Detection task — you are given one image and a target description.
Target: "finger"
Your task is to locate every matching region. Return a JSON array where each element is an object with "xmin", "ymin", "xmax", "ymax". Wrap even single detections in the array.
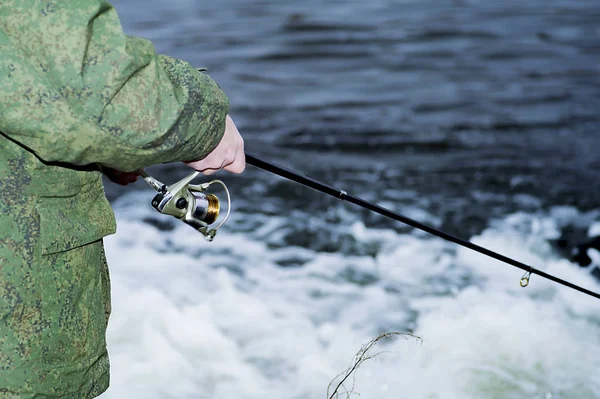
[
  {"xmin": 223, "ymin": 150, "xmax": 245, "ymax": 174},
  {"xmin": 201, "ymin": 168, "xmax": 218, "ymax": 175},
  {"xmin": 224, "ymin": 140, "xmax": 246, "ymax": 173},
  {"xmin": 199, "ymin": 147, "xmax": 237, "ymax": 171}
]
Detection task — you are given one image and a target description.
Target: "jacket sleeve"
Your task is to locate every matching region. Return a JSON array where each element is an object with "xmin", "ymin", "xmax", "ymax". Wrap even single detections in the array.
[{"xmin": 0, "ymin": 0, "xmax": 229, "ymax": 172}]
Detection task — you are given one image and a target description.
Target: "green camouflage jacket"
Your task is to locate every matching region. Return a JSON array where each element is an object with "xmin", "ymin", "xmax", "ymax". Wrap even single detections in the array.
[{"xmin": 0, "ymin": 1, "xmax": 229, "ymax": 397}]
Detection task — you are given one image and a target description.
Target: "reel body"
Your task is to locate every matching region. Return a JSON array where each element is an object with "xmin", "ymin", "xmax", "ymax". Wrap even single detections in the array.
[{"xmin": 141, "ymin": 170, "xmax": 231, "ymax": 241}]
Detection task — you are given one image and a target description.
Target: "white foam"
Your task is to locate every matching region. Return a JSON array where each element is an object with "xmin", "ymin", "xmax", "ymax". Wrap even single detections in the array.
[
  {"xmin": 589, "ymin": 222, "xmax": 600, "ymax": 237},
  {"xmin": 99, "ymin": 198, "xmax": 600, "ymax": 398}
]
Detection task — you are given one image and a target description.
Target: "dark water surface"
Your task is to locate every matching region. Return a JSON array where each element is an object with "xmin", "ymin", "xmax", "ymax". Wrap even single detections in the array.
[{"xmin": 110, "ymin": 0, "xmax": 600, "ymax": 244}]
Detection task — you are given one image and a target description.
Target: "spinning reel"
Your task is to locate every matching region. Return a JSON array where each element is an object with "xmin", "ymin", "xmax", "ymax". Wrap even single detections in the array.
[{"xmin": 140, "ymin": 170, "xmax": 231, "ymax": 241}]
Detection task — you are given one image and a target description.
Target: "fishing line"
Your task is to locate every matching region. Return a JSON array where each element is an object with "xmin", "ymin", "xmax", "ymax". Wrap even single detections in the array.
[{"xmin": 245, "ymin": 153, "xmax": 600, "ymax": 300}]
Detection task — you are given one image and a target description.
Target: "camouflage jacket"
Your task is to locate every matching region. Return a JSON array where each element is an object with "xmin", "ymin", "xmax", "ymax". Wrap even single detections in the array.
[{"xmin": 0, "ymin": 0, "xmax": 228, "ymax": 397}]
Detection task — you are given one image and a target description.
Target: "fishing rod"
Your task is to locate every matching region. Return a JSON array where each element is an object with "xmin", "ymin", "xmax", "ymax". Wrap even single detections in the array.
[
  {"xmin": 140, "ymin": 154, "xmax": 600, "ymax": 301},
  {"xmin": 244, "ymin": 154, "xmax": 600, "ymax": 300}
]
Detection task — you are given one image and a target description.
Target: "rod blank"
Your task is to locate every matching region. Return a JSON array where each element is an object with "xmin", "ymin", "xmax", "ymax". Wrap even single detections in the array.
[{"xmin": 245, "ymin": 153, "xmax": 600, "ymax": 300}]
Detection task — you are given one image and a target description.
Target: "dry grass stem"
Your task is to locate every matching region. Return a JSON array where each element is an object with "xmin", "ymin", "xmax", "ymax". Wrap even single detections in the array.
[{"xmin": 327, "ymin": 331, "xmax": 421, "ymax": 399}]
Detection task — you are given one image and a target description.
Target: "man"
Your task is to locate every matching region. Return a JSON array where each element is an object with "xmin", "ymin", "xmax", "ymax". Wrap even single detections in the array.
[{"xmin": 0, "ymin": 1, "xmax": 244, "ymax": 397}]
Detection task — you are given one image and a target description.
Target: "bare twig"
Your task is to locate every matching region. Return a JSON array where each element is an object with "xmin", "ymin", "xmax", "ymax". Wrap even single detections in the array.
[{"xmin": 327, "ymin": 331, "xmax": 421, "ymax": 399}]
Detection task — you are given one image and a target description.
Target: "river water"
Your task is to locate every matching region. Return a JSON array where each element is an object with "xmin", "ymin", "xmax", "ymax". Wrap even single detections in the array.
[{"xmin": 101, "ymin": 0, "xmax": 600, "ymax": 398}]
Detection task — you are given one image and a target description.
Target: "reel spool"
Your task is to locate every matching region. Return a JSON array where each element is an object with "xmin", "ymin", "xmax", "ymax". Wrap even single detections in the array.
[{"xmin": 140, "ymin": 170, "xmax": 231, "ymax": 241}]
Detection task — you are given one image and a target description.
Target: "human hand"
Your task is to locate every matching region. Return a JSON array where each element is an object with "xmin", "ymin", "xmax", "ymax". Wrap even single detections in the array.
[
  {"xmin": 184, "ymin": 114, "xmax": 245, "ymax": 175},
  {"xmin": 103, "ymin": 167, "xmax": 139, "ymax": 186}
]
